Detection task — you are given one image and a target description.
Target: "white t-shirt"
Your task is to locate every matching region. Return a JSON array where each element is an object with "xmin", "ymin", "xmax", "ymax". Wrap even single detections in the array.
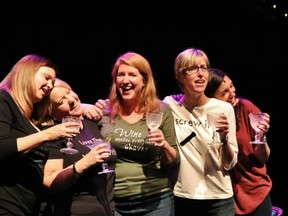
[{"xmin": 163, "ymin": 96, "xmax": 238, "ymax": 200}]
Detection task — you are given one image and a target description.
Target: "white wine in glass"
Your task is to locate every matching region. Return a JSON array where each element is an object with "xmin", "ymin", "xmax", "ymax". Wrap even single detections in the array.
[
  {"xmin": 145, "ymin": 111, "xmax": 163, "ymax": 145},
  {"xmin": 207, "ymin": 112, "xmax": 222, "ymax": 145},
  {"xmin": 98, "ymin": 140, "xmax": 114, "ymax": 174},
  {"xmin": 249, "ymin": 112, "xmax": 265, "ymax": 144},
  {"xmin": 60, "ymin": 116, "xmax": 81, "ymax": 155},
  {"xmin": 146, "ymin": 111, "xmax": 163, "ymax": 130},
  {"xmin": 89, "ymin": 139, "xmax": 115, "ymax": 174}
]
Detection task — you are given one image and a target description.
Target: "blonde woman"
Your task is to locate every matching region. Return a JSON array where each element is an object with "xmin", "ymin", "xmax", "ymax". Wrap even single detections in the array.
[
  {"xmin": 0, "ymin": 54, "xmax": 78, "ymax": 216},
  {"xmin": 164, "ymin": 48, "xmax": 238, "ymax": 216}
]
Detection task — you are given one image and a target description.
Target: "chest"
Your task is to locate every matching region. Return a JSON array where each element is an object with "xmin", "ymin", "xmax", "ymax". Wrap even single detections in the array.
[{"xmin": 120, "ymin": 112, "xmax": 144, "ymax": 124}]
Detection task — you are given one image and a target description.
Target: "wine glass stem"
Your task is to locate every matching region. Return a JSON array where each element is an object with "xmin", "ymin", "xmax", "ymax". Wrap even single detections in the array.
[
  {"xmin": 255, "ymin": 131, "xmax": 260, "ymax": 141},
  {"xmin": 102, "ymin": 163, "xmax": 108, "ymax": 170},
  {"xmin": 67, "ymin": 139, "xmax": 73, "ymax": 148},
  {"xmin": 212, "ymin": 131, "xmax": 217, "ymax": 141}
]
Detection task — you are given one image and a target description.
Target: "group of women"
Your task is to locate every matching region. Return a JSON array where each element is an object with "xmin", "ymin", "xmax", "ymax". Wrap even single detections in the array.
[{"xmin": 0, "ymin": 48, "xmax": 272, "ymax": 216}]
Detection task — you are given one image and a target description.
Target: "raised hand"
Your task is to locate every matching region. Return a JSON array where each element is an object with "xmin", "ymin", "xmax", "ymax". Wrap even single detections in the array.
[{"xmin": 81, "ymin": 99, "xmax": 109, "ymax": 120}]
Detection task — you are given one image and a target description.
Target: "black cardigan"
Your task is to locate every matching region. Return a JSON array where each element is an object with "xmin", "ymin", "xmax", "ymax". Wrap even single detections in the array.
[{"xmin": 0, "ymin": 90, "xmax": 48, "ymax": 216}]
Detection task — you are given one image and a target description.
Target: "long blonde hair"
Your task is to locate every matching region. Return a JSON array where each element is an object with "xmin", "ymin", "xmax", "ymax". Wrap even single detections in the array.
[
  {"xmin": 0, "ymin": 54, "xmax": 57, "ymax": 118},
  {"xmin": 108, "ymin": 52, "xmax": 161, "ymax": 123}
]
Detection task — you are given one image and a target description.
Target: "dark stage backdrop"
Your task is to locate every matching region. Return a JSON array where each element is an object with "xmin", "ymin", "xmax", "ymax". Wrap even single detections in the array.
[{"xmin": 0, "ymin": 0, "xmax": 287, "ymax": 212}]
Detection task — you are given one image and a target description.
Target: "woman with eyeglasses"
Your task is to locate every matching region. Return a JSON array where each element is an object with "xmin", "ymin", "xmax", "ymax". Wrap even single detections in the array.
[
  {"xmin": 205, "ymin": 68, "xmax": 272, "ymax": 216},
  {"xmin": 163, "ymin": 48, "xmax": 238, "ymax": 216}
]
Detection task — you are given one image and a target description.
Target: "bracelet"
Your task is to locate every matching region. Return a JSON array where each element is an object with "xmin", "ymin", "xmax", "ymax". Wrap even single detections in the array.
[{"xmin": 73, "ymin": 162, "xmax": 83, "ymax": 177}]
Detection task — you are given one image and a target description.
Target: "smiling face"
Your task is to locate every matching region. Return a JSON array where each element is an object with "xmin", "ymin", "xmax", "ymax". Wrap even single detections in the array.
[
  {"xmin": 34, "ymin": 66, "xmax": 56, "ymax": 102},
  {"xmin": 213, "ymin": 75, "xmax": 237, "ymax": 105},
  {"xmin": 49, "ymin": 79, "xmax": 82, "ymax": 121},
  {"xmin": 116, "ymin": 64, "xmax": 144, "ymax": 104}
]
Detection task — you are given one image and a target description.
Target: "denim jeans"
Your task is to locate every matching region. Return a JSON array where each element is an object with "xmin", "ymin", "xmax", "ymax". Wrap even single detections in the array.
[
  {"xmin": 115, "ymin": 191, "xmax": 174, "ymax": 216},
  {"xmin": 174, "ymin": 196, "xmax": 235, "ymax": 216}
]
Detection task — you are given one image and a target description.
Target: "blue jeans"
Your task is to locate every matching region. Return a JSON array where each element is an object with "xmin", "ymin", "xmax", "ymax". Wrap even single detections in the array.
[
  {"xmin": 115, "ymin": 191, "xmax": 174, "ymax": 216},
  {"xmin": 174, "ymin": 196, "xmax": 235, "ymax": 216}
]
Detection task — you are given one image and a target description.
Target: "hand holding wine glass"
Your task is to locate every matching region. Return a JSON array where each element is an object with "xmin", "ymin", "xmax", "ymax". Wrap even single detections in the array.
[
  {"xmin": 88, "ymin": 139, "xmax": 115, "ymax": 174},
  {"xmin": 249, "ymin": 112, "xmax": 266, "ymax": 144},
  {"xmin": 145, "ymin": 111, "xmax": 163, "ymax": 145},
  {"xmin": 98, "ymin": 140, "xmax": 114, "ymax": 174},
  {"xmin": 60, "ymin": 116, "xmax": 81, "ymax": 155},
  {"xmin": 207, "ymin": 112, "xmax": 223, "ymax": 145}
]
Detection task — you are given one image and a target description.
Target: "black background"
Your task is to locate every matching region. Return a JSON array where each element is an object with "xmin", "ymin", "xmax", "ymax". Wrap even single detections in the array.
[{"xmin": 0, "ymin": 0, "xmax": 287, "ymax": 212}]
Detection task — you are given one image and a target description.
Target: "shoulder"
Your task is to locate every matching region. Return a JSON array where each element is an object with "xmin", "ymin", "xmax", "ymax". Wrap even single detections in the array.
[
  {"xmin": 163, "ymin": 94, "xmax": 183, "ymax": 105},
  {"xmin": 210, "ymin": 98, "xmax": 232, "ymax": 108},
  {"xmin": 159, "ymin": 99, "xmax": 169, "ymax": 107},
  {"xmin": 0, "ymin": 90, "xmax": 11, "ymax": 101},
  {"xmin": 159, "ymin": 99, "xmax": 175, "ymax": 111},
  {"xmin": 156, "ymin": 100, "xmax": 175, "ymax": 119},
  {"xmin": 162, "ymin": 95, "xmax": 172, "ymax": 103},
  {"xmin": 82, "ymin": 119, "xmax": 104, "ymax": 138},
  {"xmin": 239, "ymin": 97, "xmax": 256, "ymax": 107},
  {"xmin": 238, "ymin": 97, "xmax": 260, "ymax": 113},
  {"xmin": 157, "ymin": 99, "xmax": 169, "ymax": 112},
  {"xmin": 207, "ymin": 98, "xmax": 234, "ymax": 116},
  {"xmin": 0, "ymin": 90, "xmax": 18, "ymax": 112}
]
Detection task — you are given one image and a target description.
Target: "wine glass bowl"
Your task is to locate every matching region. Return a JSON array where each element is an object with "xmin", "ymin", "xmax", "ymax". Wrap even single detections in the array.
[
  {"xmin": 90, "ymin": 139, "xmax": 115, "ymax": 174},
  {"xmin": 207, "ymin": 113, "xmax": 222, "ymax": 145},
  {"xmin": 98, "ymin": 141, "xmax": 115, "ymax": 174},
  {"xmin": 249, "ymin": 112, "xmax": 265, "ymax": 144},
  {"xmin": 145, "ymin": 111, "xmax": 163, "ymax": 145},
  {"xmin": 145, "ymin": 111, "xmax": 163, "ymax": 131},
  {"xmin": 60, "ymin": 116, "xmax": 81, "ymax": 155}
]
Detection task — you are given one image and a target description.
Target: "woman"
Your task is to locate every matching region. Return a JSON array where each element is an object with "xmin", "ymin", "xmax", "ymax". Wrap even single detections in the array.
[
  {"xmin": 89, "ymin": 51, "xmax": 180, "ymax": 215},
  {"xmin": 35, "ymin": 78, "xmax": 117, "ymax": 216},
  {"xmin": 0, "ymin": 54, "xmax": 77, "ymax": 216},
  {"xmin": 205, "ymin": 68, "xmax": 272, "ymax": 216},
  {"xmin": 164, "ymin": 48, "xmax": 238, "ymax": 216}
]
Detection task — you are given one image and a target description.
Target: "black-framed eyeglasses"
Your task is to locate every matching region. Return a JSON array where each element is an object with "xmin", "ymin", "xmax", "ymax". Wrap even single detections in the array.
[{"xmin": 183, "ymin": 65, "xmax": 209, "ymax": 76}]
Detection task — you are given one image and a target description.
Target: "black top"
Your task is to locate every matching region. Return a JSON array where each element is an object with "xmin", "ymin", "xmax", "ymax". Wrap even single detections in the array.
[
  {"xmin": 44, "ymin": 119, "xmax": 117, "ymax": 216},
  {"xmin": 0, "ymin": 90, "xmax": 49, "ymax": 216}
]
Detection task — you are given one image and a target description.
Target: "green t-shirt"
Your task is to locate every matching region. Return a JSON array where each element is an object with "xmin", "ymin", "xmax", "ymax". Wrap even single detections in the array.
[{"xmin": 98, "ymin": 102, "xmax": 180, "ymax": 200}]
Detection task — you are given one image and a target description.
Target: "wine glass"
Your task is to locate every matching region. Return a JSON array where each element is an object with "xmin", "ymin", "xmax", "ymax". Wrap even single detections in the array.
[
  {"xmin": 60, "ymin": 116, "xmax": 81, "ymax": 155},
  {"xmin": 90, "ymin": 139, "xmax": 115, "ymax": 174},
  {"xmin": 98, "ymin": 141, "xmax": 115, "ymax": 174},
  {"xmin": 249, "ymin": 112, "xmax": 265, "ymax": 144},
  {"xmin": 145, "ymin": 111, "xmax": 163, "ymax": 145},
  {"xmin": 207, "ymin": 113, "xmax": 222, "ymax": 145}
]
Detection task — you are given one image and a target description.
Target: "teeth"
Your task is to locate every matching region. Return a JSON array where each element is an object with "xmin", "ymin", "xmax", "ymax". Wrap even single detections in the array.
[{"xmin": 123, "ymin": 86, "xmax": 132, "ymax": 90}]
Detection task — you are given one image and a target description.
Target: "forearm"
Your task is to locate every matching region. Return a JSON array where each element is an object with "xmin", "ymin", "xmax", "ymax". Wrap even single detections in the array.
[
  {"xmin": 160, "ymin": 140, "xmax": 180, "ymax": 168},
  {"xmin": 44, "ymin": 146, "xmax": 106, "ymax": 192},
  {"xmin": 45, "ymin": 165, "xmax": 79, "ymax": 193},
  {"xmin": 220, "ymin": 109, "xmax": 238, "ymax": 170},
  {"xmin": 253, "ymin": 139, "xmax": 270, "ymax": 164},
  {"xmin": 221, "ymin": 139, "xmax": 237, "ymax": 170},
  {"xmin": 17, "ymin": 130, "xmax": 50, "ymax": 152}
]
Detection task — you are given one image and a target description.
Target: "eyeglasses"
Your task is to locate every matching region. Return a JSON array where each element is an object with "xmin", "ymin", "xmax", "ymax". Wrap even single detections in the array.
[{"xmin": 183, "ymin": 65, "xmax": 209, "ymax": 76}]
